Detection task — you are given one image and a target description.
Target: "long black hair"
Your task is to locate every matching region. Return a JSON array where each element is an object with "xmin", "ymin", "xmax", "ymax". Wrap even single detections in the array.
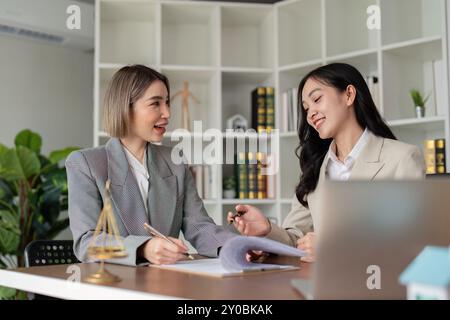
[{"xmin": 295, "ymin": 63, "xmax": 396, "ymax": 207}]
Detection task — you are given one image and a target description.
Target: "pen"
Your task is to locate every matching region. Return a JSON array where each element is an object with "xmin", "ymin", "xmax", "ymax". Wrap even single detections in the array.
[
  {"xmin": 228, "ymin": 210, "xmax": 246, "ymax": 225},
  {"xmin": 143, "ymin": 223, "xmax": 194, "ymax": 260}
]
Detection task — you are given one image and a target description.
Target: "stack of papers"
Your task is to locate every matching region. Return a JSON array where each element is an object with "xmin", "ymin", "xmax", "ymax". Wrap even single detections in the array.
[{"xmin": 151, "ymin": 236, "xmax": 306, "ymax": 277}]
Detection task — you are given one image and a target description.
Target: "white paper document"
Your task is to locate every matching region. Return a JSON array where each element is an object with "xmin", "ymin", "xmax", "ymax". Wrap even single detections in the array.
[{"xmin": 152, "ymin": 236, "xmax": 306, "ymax": 277}]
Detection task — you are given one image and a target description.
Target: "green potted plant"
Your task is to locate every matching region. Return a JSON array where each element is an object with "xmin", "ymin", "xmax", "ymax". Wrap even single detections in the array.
[
  {"xmin": 223, "ymin": 176, "xmax": 236, "ymax": 199},
  {"xmin": 0, "ymin": 129, "xmax": 78, "ymax": 299},
  {"xmin": 410, "ymin": 89, "xmax": 430, "ymax": 118}
]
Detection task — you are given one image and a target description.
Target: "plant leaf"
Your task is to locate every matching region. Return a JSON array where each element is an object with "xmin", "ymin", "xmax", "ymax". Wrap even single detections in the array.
[
  {"xmin": 0, "ymin": 286, "xmax": 16, "ymax": 300},
  {"xmin": 14, "ymin": 129, "xmax": 42, "ymax": 155},
  {"xmin": 0, "ymin": 146, "xmax": 41, "ymax": 181},
  {"xmin": 0, "ymin": 210, "xmax": 20, "ymax": 255},
  {"xmin": 49, "ymin": 147, "xmax": 79, "ymax": 164}
]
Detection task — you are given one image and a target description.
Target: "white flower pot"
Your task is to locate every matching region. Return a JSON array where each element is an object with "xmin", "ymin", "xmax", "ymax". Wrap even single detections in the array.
[
  {"xmin": 415, "ymin": 106, "xmax": 425, "ymax": 118},
  {"xmin": 223, "ymin": 189, "xmax": 236, "ymax": 199}
]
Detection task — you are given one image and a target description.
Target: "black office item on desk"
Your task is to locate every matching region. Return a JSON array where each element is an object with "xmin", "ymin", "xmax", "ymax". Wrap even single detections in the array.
[
  {"xmin": 24, "ymin": 240, "xmax": 79, "ymax": 267},
  {"xmin": 24, "ymin": 240, "xmax": 79, "ymax": 300}
]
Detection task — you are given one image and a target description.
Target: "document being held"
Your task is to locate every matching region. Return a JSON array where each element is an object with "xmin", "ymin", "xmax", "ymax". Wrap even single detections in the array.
[
  {"xmin": 151, "ymin": 236, "xmax": 306, "ymax": 277},
  {"xmin": 219, "ymin": 236, "xmax": 306, "ymax": 272}
]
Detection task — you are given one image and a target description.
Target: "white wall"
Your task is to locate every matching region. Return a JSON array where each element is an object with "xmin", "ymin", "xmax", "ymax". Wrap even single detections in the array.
[
  {"xmin": 0, "ymin": 36, "xmax": 94, "ymax": 240},
  {"xmin": 0, "ymin": 36, "xmax": 94, "ymax": 154}
]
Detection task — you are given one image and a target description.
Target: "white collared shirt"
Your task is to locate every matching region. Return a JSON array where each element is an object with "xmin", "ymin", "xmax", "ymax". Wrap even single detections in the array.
[
  {"xmin": 326, "ymin": 128, "xmax": 370, "ymax": 181},
  {"xmin": 123, "ymin": 146, "xmax": 150, "ymax": 212}
]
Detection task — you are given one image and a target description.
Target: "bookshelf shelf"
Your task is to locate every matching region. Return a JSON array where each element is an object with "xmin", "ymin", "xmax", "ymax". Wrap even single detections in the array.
[
  {"xmin": 98, "ymin": 63, "xmax": 127, "ymax": 69},
  {"xmin": 278, "ymin": 59, "xmax": 324, "ymax": 73},
  {"xmin": 388, "ymin": 116, "xmax": 446, "ymax": 131},
  {"xmin": 220, "ymin": 66, "xmax": 273, "ymax": 74},
  {"xmin": 222, "ymin": 199, "xmax": 277, "ymax": 205},
  {"xmin": 161, "ymin": 65, "xmax": 217, "ymax": 72},
  {"xmin": 280, "ymin": 198, "xmax": 293, "ymax": 204},
  {"xmin": 326, "ymin": 48, "xmax": 379, "ymax": 64},
  {"xmin": 381, "ymin": 36, "xmax": 442, "ymax": 60},
  {"xmin": 279, "ymin": 132, "xmax": 298, "ymax": 138},
  {"xmin": 94, "ymin": 0, "xmax": 450, "ymax": 227}
]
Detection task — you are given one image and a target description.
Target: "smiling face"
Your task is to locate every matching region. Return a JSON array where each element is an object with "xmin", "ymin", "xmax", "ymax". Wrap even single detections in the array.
[
  {"xmin": 301, "ymin": 77, "xmax": 356, "ymax": 140},
  {"xmin": 127, "ymin": 80, "xmax": 170, "ymax": 143}
]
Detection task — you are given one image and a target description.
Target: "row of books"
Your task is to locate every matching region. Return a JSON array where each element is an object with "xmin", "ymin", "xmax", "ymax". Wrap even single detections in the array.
[
  {"xmin": 424, "ymin": 139, "xmax": 446, "ymax": 174},
  {"xmin": 251, "ymin": 87, "xmax": 275, "ymax": 133},
  {"xmin": 190, "ymin": 165, "xmax": 218, "ymax": 199},
  {"xmin": 280, "ymin": 88, "xmax": 299, "ymax": 132},
  {"xmin": 235, "ymin": 152, "xmax": 276, "ymax": 199}
]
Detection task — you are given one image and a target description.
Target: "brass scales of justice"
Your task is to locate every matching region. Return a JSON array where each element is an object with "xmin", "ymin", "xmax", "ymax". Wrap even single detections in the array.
[{"xmin": 84, "ymin": 180, "xmax": 128, "ymax": 284}]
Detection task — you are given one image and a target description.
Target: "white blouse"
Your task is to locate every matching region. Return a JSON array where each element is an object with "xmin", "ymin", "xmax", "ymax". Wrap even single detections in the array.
[
  {"xmin": 325, "ymin": 128, "xmax": 369, "ymax": 181},
  {"xmin": 123, "ymin": 146, "xmax": 150, "ymax": 212}
]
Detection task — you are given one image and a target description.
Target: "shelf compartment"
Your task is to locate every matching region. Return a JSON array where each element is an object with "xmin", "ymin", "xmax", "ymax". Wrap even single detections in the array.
[
  {"xmin": 161, "ymin": 3, "xmax": 218, "ymax": 66},
  {"xmin": 162, "ymin": 68, "xmax": 220, "ymax": 133},
  {"xmin": 382, "ymin": 37, "xmax": 444, "ymax": 121},
  {"xmin": 380, "ymin": 0, "xmax": 442, "ymax": 46},
  {"xmin": 221, "ymin": 71, "xmax": 274, "ymax": 131},
  {"xmin": 221, "ymin": 5, "xmax": 274, "ymax": 69},
  {"xmin": 325, "ymin": 0, "xmax": 379, "ymax": 57},
  {"xmin": 277, "ymin": 0, "xmax": 322, "ymax": 66},
  {"xmin": 100, "ymin": 1, "xmax": 157, "ymax": 65}
]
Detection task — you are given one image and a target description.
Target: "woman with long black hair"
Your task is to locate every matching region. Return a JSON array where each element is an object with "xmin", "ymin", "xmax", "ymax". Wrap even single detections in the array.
[{"xmin": 228, "ymin": 63, "xmax": 425, "ymax": 262}]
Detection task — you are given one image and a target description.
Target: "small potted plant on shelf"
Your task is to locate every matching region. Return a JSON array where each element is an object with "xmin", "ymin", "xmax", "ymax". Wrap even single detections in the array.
[
  {"xmin": 410, "ymin": 89, "xmax": 430, "ymax": 118},
  {"xmin": 222, "ymin": 176, "xmax": 236, "ymax": 199}
]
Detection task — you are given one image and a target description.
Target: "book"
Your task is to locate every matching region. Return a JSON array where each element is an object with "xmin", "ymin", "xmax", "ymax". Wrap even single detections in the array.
[
  {"xmin": 247, "ymin": 152, "xmax": 258, "ymax": 199},
  {"xmin": 256, "ymin": 152, "xmax": 267, "ymax": 199},
  {"xmin": 280, "ymin": 87, "xmax": 299, "ymax": 132},
  {"xmin": 435, "ymin": 139, "xmax": 446, "ymax": 174},
  {"xmin": 151, "ymin": 236, "xmax": 306, "ymax": 277},
  {"xmin": 251, "ymin": 87, "xmax": 266, "ymax": 133},
  {"xmin": 265, "ymin": 87, "xmax": 275, "ymax": 132},
  {"xmin": 236, "ymin": 152, "xmax": 248, "ymax": 199},
  {"xmin": 424, "ymin": 140, "xmax": 436, "ymax": 174},
  {"xmin": 424, "ymin": 139, "xmax": 447, "ymax": 175}
]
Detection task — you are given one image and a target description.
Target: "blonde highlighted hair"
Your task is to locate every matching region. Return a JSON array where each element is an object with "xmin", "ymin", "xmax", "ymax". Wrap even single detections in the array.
[{"xmin": 103, "ymin": 65, "xmax": 170, "ymax": 137}]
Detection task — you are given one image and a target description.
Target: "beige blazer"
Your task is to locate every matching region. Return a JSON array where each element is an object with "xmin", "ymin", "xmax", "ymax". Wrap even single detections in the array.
[{"xmin": 267, "ymin": 132, "xmax": 426, "ymax": 246}]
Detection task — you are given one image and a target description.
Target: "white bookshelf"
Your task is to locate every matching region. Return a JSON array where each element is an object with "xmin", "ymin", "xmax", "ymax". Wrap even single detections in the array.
[{"xmin": 94, "ymin": 0, "xmax": 450, "ymax": 226}]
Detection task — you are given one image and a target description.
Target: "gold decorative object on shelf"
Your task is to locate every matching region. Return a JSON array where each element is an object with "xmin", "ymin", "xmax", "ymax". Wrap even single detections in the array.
[
  {"xmin": 171, "ymin": 81, "xmax": 200, "ymax": 131},
  {"xmin": 84, "ymin": 180, "xmax": 127, "ymax": 284}
]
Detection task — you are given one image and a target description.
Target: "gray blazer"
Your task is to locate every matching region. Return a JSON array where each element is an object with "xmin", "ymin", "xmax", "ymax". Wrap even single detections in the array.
[{"xmin": 66, "ymin": 137, "xmax": 236, "ymax": 266}]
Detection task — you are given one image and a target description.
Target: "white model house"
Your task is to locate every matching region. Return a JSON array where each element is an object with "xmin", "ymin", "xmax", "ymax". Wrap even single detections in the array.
[{"xmin": 399, "ymin": 246, "xmax": 450, "ymax": 300}]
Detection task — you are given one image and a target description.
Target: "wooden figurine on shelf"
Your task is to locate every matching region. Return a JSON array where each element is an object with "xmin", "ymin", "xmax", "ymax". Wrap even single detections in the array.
[{"xmin": 171, "ymin": 81, "xmax": 200, "ymax": 131}]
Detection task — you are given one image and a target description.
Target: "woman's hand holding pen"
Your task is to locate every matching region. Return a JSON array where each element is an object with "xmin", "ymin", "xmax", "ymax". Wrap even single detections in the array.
[
  {"xmin": 139, "ymin": 237, "xmax": 189, "ymax": 265},
  {"xmin": 227, "ymin": 204, "xmax": 271, "ymax": 237}
]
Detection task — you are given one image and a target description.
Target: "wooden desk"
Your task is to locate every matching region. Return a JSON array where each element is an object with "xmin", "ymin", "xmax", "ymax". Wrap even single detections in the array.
[{"xmin": 0, "ymin": 257, "xmax": 310, "ymax": 300}]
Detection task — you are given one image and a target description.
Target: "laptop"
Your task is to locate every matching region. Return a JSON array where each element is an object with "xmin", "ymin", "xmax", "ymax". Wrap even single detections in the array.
[{"xmin": 304, "ymin": 180, "xmax": 450, "ymax": 299}]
